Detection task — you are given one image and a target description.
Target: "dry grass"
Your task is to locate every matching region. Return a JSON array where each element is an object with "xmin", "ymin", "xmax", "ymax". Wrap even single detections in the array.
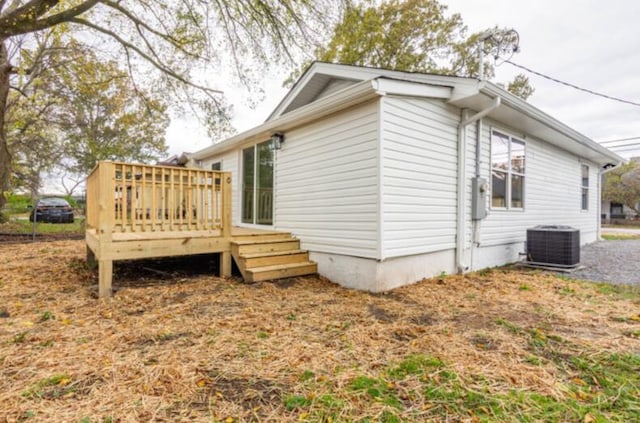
[{"xmin": 1, "ymin": 240, "xmax": 639, "ymax": 422}]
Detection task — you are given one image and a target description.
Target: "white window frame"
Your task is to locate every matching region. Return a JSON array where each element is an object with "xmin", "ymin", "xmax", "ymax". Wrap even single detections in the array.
[
  {"xmin": 581, "ymin": 164, "xmax": 589, "ymax": 211},
  {"xmin": 211, "ymin": 161, "xmax": 222, "ymax": 171},
  {"xmin": 490, "ymin": 129, "xmax": 526, "ymax": 210}
]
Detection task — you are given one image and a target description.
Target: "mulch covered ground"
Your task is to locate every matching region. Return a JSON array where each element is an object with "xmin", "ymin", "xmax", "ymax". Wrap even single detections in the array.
[{"xmin": 0, "ymin": 240, "xmax": 639, "ymax": 422}]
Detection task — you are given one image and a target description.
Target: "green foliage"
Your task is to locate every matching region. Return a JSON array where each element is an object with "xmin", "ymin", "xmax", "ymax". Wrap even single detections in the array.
[
  {"xmin": 601, "ymin": 233, "xmax": 640, "ymax": 240},
  {"xmin": 12, "ymin": 331, "xmax": 29, "ymax": 344},
  {"xmin": 279, "ymin": 343, "xmax": 640, "ymax": 421},
  {"xmin": 507, "ymin": 74, "xmax": 535, "ymax": 100},
  {"xmin": 290, "ymin": 0, "xmax": 533, "ymax": 100},
  {"xmin": 22, "ymin": 374, "xmax": 74, "ymax": 400},
  {"xmin": 8, "ymin": 37, "xmax": 170, "ymax": 184},
  {"xmin": 0, "ymin": 218, "xmax": 83, "ymax": 235},
  {"xmin": 4, "ymin": 193, "xmax": 32, "ymax": 213},
  {"xmin": 299, "ymin": 370, "xmax": 315, "ymax": 382},
  {"xmin": 321, "ymin": 0, "xmax": 467, "ymax": 74},
  {"xmin": 283, "ymin": 394, "xmax": 311, "ymax": 411},
  {"xmin": 603, "ymin": 159, "xmax": 640, "ymax": 215},
  {"xmin": 387, "ymin": 354, "xmax": 444, "ymax": 380}
]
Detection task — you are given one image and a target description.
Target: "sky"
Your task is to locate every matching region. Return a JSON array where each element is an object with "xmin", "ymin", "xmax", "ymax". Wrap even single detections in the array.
[{"xmin": 165, "ymin": 0, "xmax": 640, "ymax": 161}]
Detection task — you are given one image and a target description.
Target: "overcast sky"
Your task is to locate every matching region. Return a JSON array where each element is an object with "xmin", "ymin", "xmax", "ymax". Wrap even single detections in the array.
[{"xmin": 165, "ymin": 0, "xmax": 640, "ymax": 159}]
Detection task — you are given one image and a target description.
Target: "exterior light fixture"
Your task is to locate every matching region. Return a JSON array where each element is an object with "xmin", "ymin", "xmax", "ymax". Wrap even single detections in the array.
[{"xmin": 271, "ymin": 132, "xmax": 285, "ymax": 150}]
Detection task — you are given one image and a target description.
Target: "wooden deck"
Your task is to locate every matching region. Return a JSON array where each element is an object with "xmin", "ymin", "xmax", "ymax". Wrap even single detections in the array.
[{"xmin": 86, "ymin": 161, "xmax": 316, "ymax": 297}]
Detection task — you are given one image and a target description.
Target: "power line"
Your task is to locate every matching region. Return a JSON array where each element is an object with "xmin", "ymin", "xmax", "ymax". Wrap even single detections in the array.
[
  {"xmin": 504, "ymin": 60, "xmax": 640, "ymax": 108},
  {"xmin": 607, "ymin": 142, "xmax": 640, "ymax": 149},
  {"xmin": 602, "ymin": 142, "xmax": 640, "ymax": 150},
  {"xmin": 606, "ymin": 144, "xmax": 640, "ymax": 153},
  {"xmin": 599, "ymin": 136, "xmax": 640, "ymax": 144}
]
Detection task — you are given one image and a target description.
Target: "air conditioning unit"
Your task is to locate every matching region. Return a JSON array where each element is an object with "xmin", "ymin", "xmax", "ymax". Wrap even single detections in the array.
[{"xmin": 526, "ymin": 225, "xmax": 580, "ymax": 266}]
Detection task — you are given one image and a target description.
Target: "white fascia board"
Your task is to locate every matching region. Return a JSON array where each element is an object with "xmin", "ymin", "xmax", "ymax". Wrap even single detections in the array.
[
  {"xmin": 192, "ymin": 80, "xmax": 380, "ymax": 160},
  {"xmin": 479, "ymin": 82, "xmax": 623, "ymax": 165},
  {"xmin": 372, "ymin": 78, "xmax": 452, "ymax": 99}
]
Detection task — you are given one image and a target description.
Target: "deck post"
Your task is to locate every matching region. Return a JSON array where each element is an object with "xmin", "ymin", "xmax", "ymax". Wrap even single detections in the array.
[
  {"xmin": 221, "ymin": 252, "xmax": 232, "ymax": 277},
  {"xmin": 97, "ymin": 162, "xmax": 115, "ymax": 297},
  {"xmin": 98, "ymin": 260, "xmax": 113, "ymax": 298},
  {"xmin": 220, "ymin": 173, "xmax": 232, "ymax": 277},
  {"xmin": 221, "ymin": 173, "xmax": 232, "ymax": 238}
]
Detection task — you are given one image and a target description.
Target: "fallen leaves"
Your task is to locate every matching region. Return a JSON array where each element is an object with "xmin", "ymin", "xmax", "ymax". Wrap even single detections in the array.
[{"xmin": 0, "ymin": 240, "xmax": 638, "ymax": 422}]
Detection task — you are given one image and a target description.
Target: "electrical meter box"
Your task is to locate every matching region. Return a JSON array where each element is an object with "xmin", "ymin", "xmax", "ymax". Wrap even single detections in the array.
[{"xmin": 472, "ymin": 177, "xmax": 488, "ymax": 220}]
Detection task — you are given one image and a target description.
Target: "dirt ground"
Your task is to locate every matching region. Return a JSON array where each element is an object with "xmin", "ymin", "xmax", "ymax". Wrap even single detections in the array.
[{"xmin": 0, "ymin": 240, "xmax": 639, "ymax": 422}]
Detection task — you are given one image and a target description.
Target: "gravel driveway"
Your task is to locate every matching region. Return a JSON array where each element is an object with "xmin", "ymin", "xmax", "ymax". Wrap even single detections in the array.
[{"xmin": 568, "ymin": 240, "xmax": 640, "ymax": 285}]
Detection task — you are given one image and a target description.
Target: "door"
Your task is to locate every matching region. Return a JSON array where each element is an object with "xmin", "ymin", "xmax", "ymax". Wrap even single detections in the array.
[{"xmin": 242, "ymin": 140, "xmax": 274, "ymax": 225}]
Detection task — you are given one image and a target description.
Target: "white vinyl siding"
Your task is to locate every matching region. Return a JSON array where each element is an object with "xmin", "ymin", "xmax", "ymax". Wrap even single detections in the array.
[
  {"xmin": 201, "ymin": 150, "xmax": 240, "ymax": 226},
  {"xmin": 275, "ymin": 100, "xmax": 380, "ymax": 258},
  {"xmin": 381, "ymin": 96, "xmax": 460, "ymax": 258},
  {"xmin": 478, "ymin": 119, "xmax": 599, "ymax": 249}
]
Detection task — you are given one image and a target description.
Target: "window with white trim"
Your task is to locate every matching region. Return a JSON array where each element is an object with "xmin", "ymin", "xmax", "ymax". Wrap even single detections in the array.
[
  {"xmin": 211, "ymin": 161, "xmax": 221, "ymax": 171},
  {"xmin": 491, "ymin": 129, "xmax": 525, "ymax": 209},
  {"xmin": 581, "ymin": 164, "xmax": 589, "ymax": 210}
]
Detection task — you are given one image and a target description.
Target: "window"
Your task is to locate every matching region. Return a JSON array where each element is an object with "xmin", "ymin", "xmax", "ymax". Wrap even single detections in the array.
[
  {"xmin": 242, "ymin": 140, "xmax": 274, "ymax": 225},
  {"xmin": 610, "ymin": 202, "xmax": 624, "ymax": 218},
  {"xmin": 581, "ymin": 164, "xmax": 589, "ymax": 210},
  {"xmin": 211, "ymin": 162, "xmax": 221, "ymax": 171},
  {"xmin": 491, "ymin": 130, "xmax": 525, "ymax": 209}
]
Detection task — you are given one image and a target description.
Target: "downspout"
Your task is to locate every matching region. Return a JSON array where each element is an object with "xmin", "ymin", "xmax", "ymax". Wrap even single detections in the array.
[
  {"xmin": 470, "ymin": 118, "xmax": 483, "ymax": 270},
  {"xmin": 456, "ymin": 96, "xmax": 501, "ymax": 273},
  {"xmin": 598, "ymin": 162, "xmax": 624, "ymax": 240}
]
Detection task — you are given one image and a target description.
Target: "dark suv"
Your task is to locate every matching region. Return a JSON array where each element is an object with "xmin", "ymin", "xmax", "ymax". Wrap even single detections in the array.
[{"xmin": 29, "ymin": 198, "xmax": 75, "ymax": 223}]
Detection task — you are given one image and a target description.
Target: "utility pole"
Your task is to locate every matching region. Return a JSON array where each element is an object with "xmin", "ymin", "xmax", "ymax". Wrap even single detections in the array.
[{"xmin": 477, "ymin": 30, "xmax": 494, "ymax": 81}]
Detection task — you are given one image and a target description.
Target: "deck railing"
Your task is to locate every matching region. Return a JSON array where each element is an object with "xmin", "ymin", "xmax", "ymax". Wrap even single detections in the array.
[{"xmin": 86, "ymin": 161, "xmax": 231, "ymax": 237}]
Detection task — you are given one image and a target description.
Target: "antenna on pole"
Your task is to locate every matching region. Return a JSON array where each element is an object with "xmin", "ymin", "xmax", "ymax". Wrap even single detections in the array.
[{"xmin": 476, "ymin": 29, "xmax": 520, "ymax": 81}]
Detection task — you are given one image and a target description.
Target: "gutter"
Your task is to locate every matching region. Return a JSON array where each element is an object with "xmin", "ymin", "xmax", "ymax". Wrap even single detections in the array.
[
  {"xmin": 480, "ymin": 83, "xmax": 622, "ymax": 165},
  {"xmin": 456, "ymin": 96, "xmax": 501, "ymax": 273}
]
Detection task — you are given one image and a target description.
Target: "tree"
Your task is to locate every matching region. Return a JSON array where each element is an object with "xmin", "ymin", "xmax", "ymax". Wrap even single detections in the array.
[
  {"xmin": 7, "ymin": 30, "xmax": 84, "ymax": 197},
  {"xmin": 288, "ymin": 0, "xmax": 534, "ymax": 100},
  {"xmin": 507, "ymin": 74, "xmax": 534, "ymax": 101},
  {"xmin": 0, "ymin": 0, "xmax": 340, "ymax": 209},
  {"xmin": 603, "ymin": 160, "xmax": 640, "ymax": 216},
  {"xmin": 6, "ymin": 31, "xmax": 168, "ymax": 197},
  {"xmin": 54, "ymin": 49, "xmax": 169, "ymax": 177}
]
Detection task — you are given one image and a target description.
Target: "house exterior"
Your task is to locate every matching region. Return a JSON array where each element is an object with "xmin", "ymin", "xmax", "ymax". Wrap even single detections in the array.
[
  {"xmin": 601, "ymin": 157, "xmax": 639, "ymax": 222},
  {"xmin": 191, "ymin": 63, "xmax": 622, "ymax": 292},
  {"xmin": 601, "ymin": 200, "xmax": 638, "ymax": 221}
]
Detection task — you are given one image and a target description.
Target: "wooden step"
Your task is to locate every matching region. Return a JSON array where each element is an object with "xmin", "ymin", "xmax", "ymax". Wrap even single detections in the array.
[
  {"xmin": 232, "ymin": 232, "xmax": 292, "ymax": 242},
  {"xmin": 232, "ymin": 237, "xmax": 294, "ymax": 245},
  {"xmin": 245, "ymin": 262, "xmax": 318, "ymax": 283},
  {"xmin": 242, "ymin": 250, "xmax": 309, "ymax": 268},
  {"xmin": 234, "ymin": 238, "xmax": 300, "ymax": 255}
]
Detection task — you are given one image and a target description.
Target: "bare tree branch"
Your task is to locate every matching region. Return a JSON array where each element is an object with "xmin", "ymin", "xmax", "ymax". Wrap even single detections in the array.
[
  {"xmin": 0, "ymin": 0, "xmax": 100, "ymax": 38},
  {"xmin": 68, "ymin": 17, "xmax": 223, "ymax": 96}
]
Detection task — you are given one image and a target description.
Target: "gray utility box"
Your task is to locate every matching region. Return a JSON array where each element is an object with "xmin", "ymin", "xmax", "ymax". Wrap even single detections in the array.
[
  {"xmin": 526, "ymin": 225, "xmax": 580, "ymax": 266},
  {"xmin": 472, "ymin": 177, "xmax": 488, "ymax": 220}
]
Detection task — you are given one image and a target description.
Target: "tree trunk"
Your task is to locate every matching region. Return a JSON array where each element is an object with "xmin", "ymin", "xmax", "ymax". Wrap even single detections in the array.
[{"xmin": 0, "ymin": 39, "xmax": 12, "ymax": 210}]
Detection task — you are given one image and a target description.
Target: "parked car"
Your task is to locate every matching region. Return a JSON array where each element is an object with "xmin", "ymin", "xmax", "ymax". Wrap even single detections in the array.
[{"xmin": 29, "ymin": 198, "xmax": 75, "ymax": 223}]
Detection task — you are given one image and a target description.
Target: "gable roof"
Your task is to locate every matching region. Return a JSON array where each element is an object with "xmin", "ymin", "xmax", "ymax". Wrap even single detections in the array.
[
  {"xmin": 194, "ymin": 62, "xmax": 622, "ymax": 167},
  {"xmin": 267, "ymin": 62, "xmax": 477, "ymax": 120}
]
